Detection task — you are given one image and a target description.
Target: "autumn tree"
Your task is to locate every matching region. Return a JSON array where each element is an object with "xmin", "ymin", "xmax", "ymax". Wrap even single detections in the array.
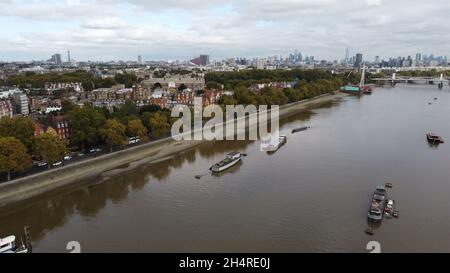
[
  {"xmin": 127, "ymin": 119, "xmax": 148, "ymax": 142},
  {"xmin": 0, "ymin": 137, "xmax": 32, "ymax": 181},
  {"xmin": 100, "ymin": 119, "xmax": 127, "ymax": 152},
  {"xmin": 147, "ymin": 112, "xmax": 171, "ymax": 139},
  {"xmin": 34, "ymin": 131, "xmax": 68, "ymax": 169},
  {"xmin": 0, "ymin": 116, "xmax": 35, "ymax": 151}
]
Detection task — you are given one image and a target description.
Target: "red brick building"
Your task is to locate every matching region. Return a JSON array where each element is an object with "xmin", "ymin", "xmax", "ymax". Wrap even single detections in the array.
[
  {"xmin": 34, "ymin": 120, "xmax": 45, "ymax": 136},
  {"xmin": 202, "ymin": 89, "xmax": 224, "ymax": 107},
  {"xmin": 149, "ymin": 97, "xmax": 168, "ymax": 109},
  {"xmin": 48, "ymin": 115, "xmax": 70, "ymax": 140}
]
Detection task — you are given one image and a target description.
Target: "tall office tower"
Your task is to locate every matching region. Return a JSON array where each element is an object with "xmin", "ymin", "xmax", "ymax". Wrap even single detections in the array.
[
  {"xmin": 256, "ymin": 58, "xmax": 266, "ymax": 70},
  {"xmin": 375, "ymin": 56, "xmax": 380, "ymax": 64},
  {"xmin": 50, "ymin": 53, "xmax": 62, "ymax": 65},
  {"xmin": 345, "ymin": 48, "xmax": 349, "ymax": 64},
  {"xmin": 67, "ymin": 50, "xmax": 71, "ymax": 63},
  {"xmin": 138, "ymin": 55, "xmax": 142, "ymax": 63},
  {"xmin": 190, "ymin": 54, "xmax": 210, "ymax": 66},
  {"xmin": 354, "ymin": 53, "xmax": 363, "ymax": 68},
  {"xmin": 415, "ymin": 53, "xmax": 422, "ymax": 65}
]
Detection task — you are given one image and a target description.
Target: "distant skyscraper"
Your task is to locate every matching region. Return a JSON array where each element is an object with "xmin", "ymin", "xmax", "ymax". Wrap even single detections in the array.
[
  {"xmin": 415, "ymin": 53, "xmax": 422, "ymax": 65},
  {"xmin": 375, "ymin": 56, "xmax": 380, "ymax": 63},
  {"xmin": 67, "ymin": 50, "xmax": 71, "ymax": 63},
  {"xmin": 354, "ymin": 53, "xmax": 363, "ymax": 68},
  {"xmin": 190, "ymin": 54, "xmax": 209, "ymax": 66},
  {"xmin": 345, "ymin": 48, "xmax": 349, "ymax": 63},
  {"xmin": 256, "ymin": 58, "xmax": 266, "ymax": 69},
  {"xmin": 48, "ymin": 53, "xmax": 62, "ymax": 65},
  {"xmin": 138, "ymin": 55, "xmax": 142, "ymax": 63}
]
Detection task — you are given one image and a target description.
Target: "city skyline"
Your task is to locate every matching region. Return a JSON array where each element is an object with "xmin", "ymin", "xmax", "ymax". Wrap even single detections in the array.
[{"xmin": 1, "ymin": 0, "xmax": 450, "ymax": 62}]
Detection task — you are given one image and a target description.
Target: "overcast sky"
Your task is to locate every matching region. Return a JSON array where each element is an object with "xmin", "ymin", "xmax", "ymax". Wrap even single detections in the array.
[{"xmin": 1, "ymin": 0, "xmax": 449, "ymax": 62}]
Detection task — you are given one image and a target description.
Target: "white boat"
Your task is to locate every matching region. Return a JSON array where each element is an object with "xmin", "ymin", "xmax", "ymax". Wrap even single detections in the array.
[
  {"xmin": 0, "ymin": 235, "xmax": 29, "ymax": 253},
  {"xmin": 261, "ymin": 135, "xmax": 287, "ymax": 153},
  {"xmin": 210, "ymin": 152, "xmax": 242, "ymax": 173}
]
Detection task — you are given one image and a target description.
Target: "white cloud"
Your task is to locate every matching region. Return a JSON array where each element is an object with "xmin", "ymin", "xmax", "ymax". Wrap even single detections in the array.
[
  {"xmin": 366, "ymin": 0, "xmax": 382, "ymax": 6},
  {"xmin": 81, "ymin": 17, "xmax": 127, "ymax": 29},
  {"xmin": 0, "ymin": 0, "xmax": 449, "ymax": 61}
]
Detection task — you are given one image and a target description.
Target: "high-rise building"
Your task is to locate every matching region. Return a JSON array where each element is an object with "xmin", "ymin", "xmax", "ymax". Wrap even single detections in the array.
[
  {"xmin": 67, "ymin": 50, "xmax": 71, "ymax": 63},
  {"xmin": 12, "ymin": 93, "xmax": 29, "ymax": 115},
  {"xmin": 48, "ymin": 54, "xmax": 62, "ymax": 65},
  {"xmin": 375, "ymin": 56, "xmax": 380, "ymax": 64},
  {"xmin": 138, "ymin": 55, "xmax": 142, "ymax": 64},
  {"xmin": 415, "ymin": 53, "xmax": 422, "ymax": 65},
  {"xmin": 354, "ymin": 53, "xmax": 363, "ymax": 68},
  {"xmin": 345, "ymin": 48, "xmax": 349, "ymax": 64},
  {"xmin": 190, "ymin": 55, "xmax": 209, "ymax": 66},
  {"xmin": 256, "ymin": 58, "xmax": 266, "ymax": 70}
]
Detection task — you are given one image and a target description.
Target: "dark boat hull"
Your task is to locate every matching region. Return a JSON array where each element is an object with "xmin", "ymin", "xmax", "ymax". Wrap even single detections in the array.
[{"xmin": 292, "ymin": 126, "xmax": 309, "ymax": 134}]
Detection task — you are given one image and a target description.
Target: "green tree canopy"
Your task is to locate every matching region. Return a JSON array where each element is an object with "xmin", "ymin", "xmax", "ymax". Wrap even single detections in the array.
[
  {"xmin": 68, "ymin": 105, "xmax": 106, "ymax": 151},
  {"xmin": 34, "ymin": 131, "xmax": 68, "ymax": 169},
  {"xmin": 34, "ymin": 130, "xmax": 68, "ymax": 168},
  {"xmin": 0, "ymin": 137, "xmax": 31, "ymax": 181},
  {"xmin": 0, "ymin": 116, "xmax": 35, "ymax": 151},
  {"xmin": 115, "ymin": 72, "xmax": 138, "ymax": 88}
]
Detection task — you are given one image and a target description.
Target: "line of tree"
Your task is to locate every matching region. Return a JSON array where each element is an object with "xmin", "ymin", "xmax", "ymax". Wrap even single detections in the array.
[
  {"xmin": 396, "ymin": 70, "xmax": 450, "ymax": 77},
  {"xmin": 114, "ymin": 72, "xmax": 139, "ymax": 88},
  {"xmin": 0, "ymin": 116, "xmax": 68, "ymax": 180},
  {"xmin": 218, "ymin": 79, "xmax": 343, "ymax": 108},
  {"xmin": 205, "ymin": 69, "xmax": 345, "ymax": 90},
  {"xmin": 0, "ymin": 101, "xmax": 174, "ymax": 180},
  {"xmin": 5, "ymin": 70, "xmax": 140, "ymax": 91},
  {"xmin": 66, "ymin": 101, "xmax": 171, "ymax": 152}
]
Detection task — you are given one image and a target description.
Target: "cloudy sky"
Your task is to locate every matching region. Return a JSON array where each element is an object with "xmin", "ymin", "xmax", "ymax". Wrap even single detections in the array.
[{"xmin": 0, "ymin": 0, "xmax": 449, "ymax": 62}]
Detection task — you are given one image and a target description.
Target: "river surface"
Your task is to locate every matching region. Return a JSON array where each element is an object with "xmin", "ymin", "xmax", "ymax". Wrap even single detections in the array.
[{"xmin": 2, "ymin": 85, "xmax": 450, "ymax": 253}]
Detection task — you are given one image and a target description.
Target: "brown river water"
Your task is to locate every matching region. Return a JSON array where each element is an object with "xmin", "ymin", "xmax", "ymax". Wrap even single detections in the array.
[{"xmin": 1, "ymin": 85, "xmax": 450, "ymax": 253}]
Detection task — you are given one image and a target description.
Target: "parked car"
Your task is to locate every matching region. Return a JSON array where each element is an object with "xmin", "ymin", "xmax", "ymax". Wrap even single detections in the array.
[
  {"xmin": 89, "ymin": 148, "xmax": 103, "ymax": 153},
  {"xmin": 128, "ymin": 137, "xmax": 141, "ymax": 145},
  {"xmin": 37, "ymin": 161, "xmax": 48, "ymax": 167},
  {"xmin": 52, "ymin": 161, "xmax": 63, "ymax": 167},
  {"xmin": 64, "ymin": 155, "xmax": 73, "ymax": 161}
]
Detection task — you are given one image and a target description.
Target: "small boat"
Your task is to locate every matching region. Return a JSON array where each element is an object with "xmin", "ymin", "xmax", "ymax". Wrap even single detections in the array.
[
  {"xmin": 368, "ymin": 186, "xmax": 387, "ymax": 223},
  {"xmin": 427, "ymin": 132, "xmax": 444, "ymax": 144},
  {"xmin": 340, "ymin": 85, "xmax": 363, "ymax": 95},
  {"xmin": 385, "ymin": 182, "xmax": 393, "ymax": 188},
  {"xmin": 0, "ymin": 235, "xmax": 30, "ymax": 253},
  {"xmin": 362, "ymin": 86, "xmax": 373, "ymax": 95},
  {"xmin": 261, "ymin": 135, "xmax": 287, "ymax": 153},
  {"xmin": 0, "ymin": 227, "xmax": 32, "ymax": 254},
  {"xmin": 292, "ymin": 126, "xmax": 309, "ymax": 134},
  {"xmin": 210, "ymin": 152, "xmax": 242, "ymax": 173},
  {"xmin": 384, "ymin": 199, "xmax": 395, "ymax": 217}
]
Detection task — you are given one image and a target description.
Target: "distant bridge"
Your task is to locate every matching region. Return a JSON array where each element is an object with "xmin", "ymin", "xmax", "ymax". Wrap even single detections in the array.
[{"xmin": 372, "ymin": 73, "xmax": 450, "ymax": 85}]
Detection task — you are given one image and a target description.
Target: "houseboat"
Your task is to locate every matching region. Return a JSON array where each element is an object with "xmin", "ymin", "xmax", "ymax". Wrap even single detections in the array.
[
  {"xmin": 427, "ymin": 132, "xmax": 444, "ymax": 144},
  {"xmin": 210, "ymin": 152, "xmax": 242, "ymax": 173},
  {"xmin": 368, "ymin": 186, "xmax": 387, "ymax": 223},
  {"xmin": 261, "ymin": 135, "xmax": 287, "ymax": 153},
  {"xmin": 340, "ymin": 66, "xmax": 373, "ymax": 96},
  {"xmin": 0, "ymin": 236, "xmax": 30, "ymax": 253}
]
